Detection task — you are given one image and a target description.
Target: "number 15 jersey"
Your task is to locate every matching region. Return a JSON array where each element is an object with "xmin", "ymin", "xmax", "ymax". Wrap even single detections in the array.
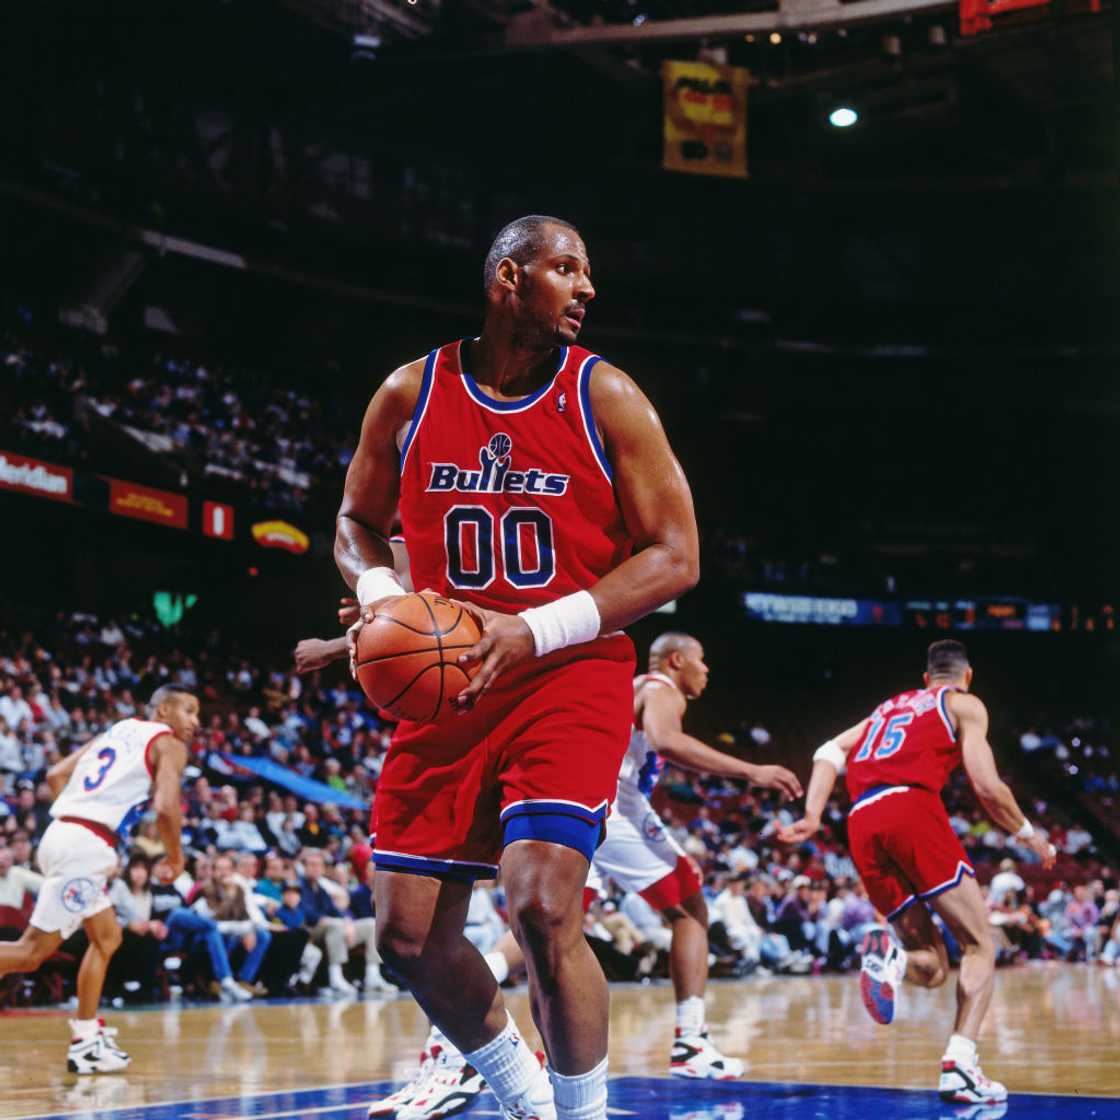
[
  {"xmin": 398, "ymin": 340, "xmax": 633, "ymax": 614},
  {"xmin": 844, "ymin": 686, "xmax": 964, "ymax": 803}
]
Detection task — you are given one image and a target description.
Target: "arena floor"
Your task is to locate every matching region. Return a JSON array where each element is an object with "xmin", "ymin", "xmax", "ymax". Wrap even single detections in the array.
[{"xmin": 1, "ymin": 964, "xmax": 1117, "ymax": 1120}]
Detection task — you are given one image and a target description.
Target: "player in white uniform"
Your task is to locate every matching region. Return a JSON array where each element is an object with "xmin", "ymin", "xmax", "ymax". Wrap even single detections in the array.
[
  {"xmin": 593, "ymin": 632, "xmax": 801, "ymax": 1078},
  {"xmin": 0, "ymin": 686, "xmax": 197, "ymax": 1073}
]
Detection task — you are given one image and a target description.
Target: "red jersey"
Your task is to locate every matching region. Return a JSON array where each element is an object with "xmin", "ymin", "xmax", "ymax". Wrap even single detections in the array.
[
  {"xmin": 397, "ymin": 339, "xmax": 631, "ymax": 615},
  {"xmin": 844, "ymin": 686, "xmax": 962, "ymax": 803}
]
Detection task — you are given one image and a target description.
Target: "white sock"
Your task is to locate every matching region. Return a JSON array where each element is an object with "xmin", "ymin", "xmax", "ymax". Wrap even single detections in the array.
[
  {"xmin": 427, "ymin": 1022, "xmax": 462, "ymax": 1060},
  {"xmin": 485, "ymin": 950, "xmax": 511, "ymax": 985},
  {"xmin": 944, "ymin": 1033, "xmax": 977, "ymax": 1065},
  {"xmin": 69, "ymin": 1018, "xmax": 99, "ymax": 1042},
  {"xmin": 550, "ymin": 1056, "xmax": 609, "ymax": 1120},
  {"xmin": 462, "ymin": 1013, "xmax": 541, "ymax": 1106},
  {"xmin": 676, "ymin": 995, "xmax": 706, "ymax": 1036}
]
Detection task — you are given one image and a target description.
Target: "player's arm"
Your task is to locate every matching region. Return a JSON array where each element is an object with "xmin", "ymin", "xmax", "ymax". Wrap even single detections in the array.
[
  {"xmin": 455, "ymin": 364, "xmax": 699, "ymax": 706},
  {"xmin": 953, "ymin": 692, "xmax": 1055, "ymax": 867},
  {"xmin": 151, "ymin": 734, "xmax": 190, "ymax": 878},
  {"xmin": 45, "ymin": 737, "xmax": 97, "ymax": 797},
  {"xmin": 334, "ymin": 363, "xmax": 422, "ymax": 598},
  {"xmin": 297, "ymin": 539, "xmax": 414, "ymax": 675},
  {"xmin": 643, "ymin": 687, "xmax": 802, "ymax": 800},
  {"xmin": 777, "ymin": 718, "xmax": 869, "ymax": 844}
]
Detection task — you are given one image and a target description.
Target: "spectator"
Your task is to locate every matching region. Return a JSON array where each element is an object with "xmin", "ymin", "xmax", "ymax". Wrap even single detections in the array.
[
  {"xmin": 108, "ymin": 855, "xmax": 166, "ymax": 1001},
  {"xmin": 193, "ymin": 853, "xmax": 273, "ymax": 995}
]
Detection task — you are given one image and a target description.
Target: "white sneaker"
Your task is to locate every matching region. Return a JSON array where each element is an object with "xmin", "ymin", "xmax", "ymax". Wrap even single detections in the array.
[
  {"xmin": 67, "ymin": 1033, "xmax": 131, "ymax": 1075},
  {"xmin": 499, "ymin": 1053, "xmax": 556, "ymax": 1120},
  {"xmin": 395, "ymin": 1044, "xmax": 486, "ymax": 1119},
  {"xmin": 670, "ymin": 1028, "xmax": 743, "ymax": 1079},
  {"xmin": 328, "ymin": 976, "xmax": 359, "ymax": 997},
  {"xmin": 220, "ymin": 978, "xmax": 253, "ymax": 1003},
  {"xmin": 939, "ymin": 1056, "xmax": 1008, "ymax": 1105},
  {"xmin": 364, "ymin": 968, "xmax": 400, "ymax": 996},
  {"xmin": 859, "ymin": 926, "xmax": 907, "ymax": 1025},
  {"xmin": 368, "ymin": 1049, "xmax": 435, "ymax": 1117}
]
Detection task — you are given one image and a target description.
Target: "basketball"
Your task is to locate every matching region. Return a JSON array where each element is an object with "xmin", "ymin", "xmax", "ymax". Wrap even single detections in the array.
[{"xmin": 354, "ymin": 592, "xmax": 481, "ymax": 722}]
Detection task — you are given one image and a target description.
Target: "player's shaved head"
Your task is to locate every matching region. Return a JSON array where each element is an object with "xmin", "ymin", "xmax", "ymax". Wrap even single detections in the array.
[
  {"xmin": 147, "ymin": 686, "xmax": 195, "ymax": 719},
  {"xmin": 926, "ymin": 639, "xmax": 970, "ymax": 681},
  {"xmin": 483, "ymin": 214, "xmax": 581, "ymax": 293},
  {"xmin": 649, "ymin": 631, "xmax": 699, "ymax": 670}
]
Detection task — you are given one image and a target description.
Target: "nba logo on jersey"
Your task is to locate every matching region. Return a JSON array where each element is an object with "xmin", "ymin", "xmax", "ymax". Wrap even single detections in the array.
[
  {"xmin": 557, "ymin": 391, "xmax": 567, "ymax": 412},
  {"xmin": 61, "ymin": 877, "xmax": 98, "ymax": 913}
]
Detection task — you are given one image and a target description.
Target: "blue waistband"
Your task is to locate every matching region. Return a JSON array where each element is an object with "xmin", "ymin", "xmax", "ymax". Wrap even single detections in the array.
[{"xmin": 853, "ymin": 783, "xmax": 911, "ymax": 806}]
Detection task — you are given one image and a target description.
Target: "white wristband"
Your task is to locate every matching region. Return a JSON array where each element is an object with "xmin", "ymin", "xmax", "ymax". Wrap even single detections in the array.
[
  {"xmin": 519, "ymin": 590, "xmax": 601, "ymax": 657},
  {"xmin": 1015, "ymin": 820, "xmax": 1035, "ymax": 840},
  {"xmin": 356, "ymin": 566, "xmax": 405, "ymax": 608},
  {"xmin": 813, "ymin": 739, "xmax": 847, "ymax": 774}
]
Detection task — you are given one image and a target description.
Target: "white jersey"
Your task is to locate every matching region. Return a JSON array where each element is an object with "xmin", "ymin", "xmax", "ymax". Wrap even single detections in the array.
[
  {"xmin": 615, "ymin": 672, "xmax": 680, "ymax": 813},
  {"xmin": 51, "ymin": 718, "xmax": 171, "ymax": 838}
]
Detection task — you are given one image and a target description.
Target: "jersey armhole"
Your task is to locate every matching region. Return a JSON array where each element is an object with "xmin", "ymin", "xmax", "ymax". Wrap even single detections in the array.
[
  {"xmin": 935, "ymin": 687, "xmax": 958, "ymax": 741},
  {"xmin": 576, "ymin": 354, "xmax": 613, "ymax": 484},
  {"xmin": 145, "ymin": 730, "xmax": 170, "ymax": 778},
  {"xmin": 398, "ymin": 349, "xmax": 438, "ymax": 476}
]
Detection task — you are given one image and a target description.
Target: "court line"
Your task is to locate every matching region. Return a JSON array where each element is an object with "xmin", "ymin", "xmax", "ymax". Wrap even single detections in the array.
[{"xmin": 203, "ymin": 1105, "xmax": 638, "ymax": 1120}]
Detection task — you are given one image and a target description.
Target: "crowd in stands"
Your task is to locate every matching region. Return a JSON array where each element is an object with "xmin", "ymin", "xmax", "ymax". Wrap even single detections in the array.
[
  {"xmin": 0, "ymin": 610, "xmax": 1117, "ymax": 1010},
  {"xmin": 3, "ymin": 328, "xmax": 353, "ymax": 512}
]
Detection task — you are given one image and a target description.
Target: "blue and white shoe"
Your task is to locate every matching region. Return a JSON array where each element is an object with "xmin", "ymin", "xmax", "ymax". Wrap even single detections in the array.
[{"xmin": 859, "ymin": 926, "xmax": 907, "ymax": 1025}]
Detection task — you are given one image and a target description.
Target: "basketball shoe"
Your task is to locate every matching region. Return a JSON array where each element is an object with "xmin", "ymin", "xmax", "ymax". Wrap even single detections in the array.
[
  {"xmin": 394, "ymin": 1045, "xmax": 486, "ymax": 1119},
  {"xmin": 496, "ymin": 1053, "xmax": 555, "ymax": 1120},
  {"xmin": 670, "ymin": 1028, "xmax": 743, "ymax": 1079},
  {"xmin": 367, "ymin": 1049, "xmax": 434, "ymax": 1117},
  {"xmin": 67, "ymin": 1030, "xmax": 131, "ymax": 1074},
  {"xmin": 939, "ymin": 1056, "xmax": 1008, "ymax": 1105},
  {"xmin": 859, "ymin": 926, "xmax": 907, "ymax": 1025}
]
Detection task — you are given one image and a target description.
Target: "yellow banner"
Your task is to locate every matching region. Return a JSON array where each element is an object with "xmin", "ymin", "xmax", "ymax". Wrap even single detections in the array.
[{"xmin": 662, "ymin": 60, "xmax": 749, "ymax": 179}]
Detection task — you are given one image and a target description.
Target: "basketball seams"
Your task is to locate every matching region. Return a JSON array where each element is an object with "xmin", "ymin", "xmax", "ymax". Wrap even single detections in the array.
[
  {"xmin": 355, "ymin": 642, "xmax": 475, "ymax": 667},
  {"xmin": 418, "ymin": 593, "xmax": 445, "ymax": 720}
]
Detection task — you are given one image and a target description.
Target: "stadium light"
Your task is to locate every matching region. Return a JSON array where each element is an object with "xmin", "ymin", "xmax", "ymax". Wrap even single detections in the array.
[{"xmin": 829, "ymin": 106, "xmax": 859, "ymax": 128}]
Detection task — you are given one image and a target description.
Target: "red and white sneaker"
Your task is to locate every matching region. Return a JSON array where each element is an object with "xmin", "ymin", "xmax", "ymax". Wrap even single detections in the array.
[
  {"xmin": 939, "ymin": 1057, "xmax": 1008, "ymax": 1105},
  {"xmin": 859, "ymin": 926, "xmax": 907, "ymax": 1026},
  {"xmin": 67, "ymin": 1032, "xmax": 131, "ymax": 1075},
  {"xmin": 670, "ymin": 1028, "xmax": 743, "ymax": 1079},
  {"xmin": 395, "ymin": 1045, "xmax": 486, "ymax": 1120},
  {"xmin": 368, "ymin": 1049, "xmax": 435, "ymax": 1117},
  {"xmin": 498, "ymin": 1052, "xmax": 556, "ymax": 1120}
]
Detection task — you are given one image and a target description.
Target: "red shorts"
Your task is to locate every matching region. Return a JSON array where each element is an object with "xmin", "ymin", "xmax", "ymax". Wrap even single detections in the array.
[
  {"xmin": 372, "ymin": 634, "xmax": 635, "ymax": 881},
  {"xmin": 846, "ymin": 785, "xmax": 974, "ymax": 922}
]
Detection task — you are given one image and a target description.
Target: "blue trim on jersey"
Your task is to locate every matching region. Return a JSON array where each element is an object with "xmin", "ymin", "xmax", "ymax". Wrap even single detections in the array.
[
  {"xmin": 886, "ymin": 894, "xmax": 918, "ymax": 921},
  {"xmin": 371, "ymin": 849, "xmax": 498, "ymax": 883},
  {"xmin": 398, "ymin": 348, "xmax": 437, "ymax": 475},
  {"xmin": 936, "ymin": 686, "xmax": 957, "ymax": 741},
  {"xmin": 917, "ymin": 860, "xmax": 975, "ymax": 900},
  {"xmin": 499, "ymin": 798, "xmax": 608, "ymax": 826},
  {"xmin": 853, "ymin": 783, "xmax": 910, "ymax": 807},
  {"xmin": 502, "ymin": 810, "xmax": 602, "ymax": 863},
  {"xmin": 577, "ymin": 355, "xmax": 613, "ymax": 483},
  {"xmin": 461, "ymin": 343, "xmax": 567, "ymax": 412}
]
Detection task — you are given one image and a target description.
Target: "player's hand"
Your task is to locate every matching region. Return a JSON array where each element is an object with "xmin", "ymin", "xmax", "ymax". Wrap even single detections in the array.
[
  {"xmin": 451, "ymin": 603, "xmax": 536, "ymax": 711},
  {"xmin": 295, "ymin": 638, "xmax": 339, "ymax": 675},
  {"xmin": 338, "ymin": 597, "xmax": 360, "ymax": 627},
  {"xmin": 745, "ymin": 764, "xmax": 803, "ymax": 801},
  {"xmin": 1025, "ymin": 831, "xmax": 1057, "ymax": 869},
  {"xmin": 777, "ymin": 816, "xmax": 820, "ymax": 845}
]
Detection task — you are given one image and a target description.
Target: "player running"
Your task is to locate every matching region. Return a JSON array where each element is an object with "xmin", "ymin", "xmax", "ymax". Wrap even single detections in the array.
[
  {"xmin": 594, "ymin": 632, "xmax": 800, "ymax": 1079},
  {"xmin": 779, "ymin": 639, "xmax": 1054, "ymax": 1105},
  {"xmin": 0, "ymin": 686, "xmax": 197, "ymax": 1073},
  {"xmin": 336, "ymin": 214, "xmax": 699, "ymax": 1120}
]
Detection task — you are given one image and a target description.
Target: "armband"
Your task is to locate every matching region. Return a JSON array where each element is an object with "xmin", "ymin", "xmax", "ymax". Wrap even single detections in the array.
[
  {"xmin": 519, "ymin": 590, "xmax": 601, "ymax": 657},
  {"xmin": 813, "ymin": 739, "xmax": 847, "ymax": 773},
  {"xmin": 356, "ymin": 566, "xmax": 406, "ymax": 608}
]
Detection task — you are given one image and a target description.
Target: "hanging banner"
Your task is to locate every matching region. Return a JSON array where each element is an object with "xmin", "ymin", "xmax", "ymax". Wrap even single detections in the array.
[
  {"xmin": 662, "ymin": 60, "xmax": 749, "ymax": 179},
  {"xmin": 0, "ymin": 450, "xmax": 74, "ymax": 503},
  {"xmin": 202, "ymin": 500, "xmax": 235, "ymax": 541},
  {"xmin": 107, "ymin": 477, "xmax": 188, "ymax": 529}
]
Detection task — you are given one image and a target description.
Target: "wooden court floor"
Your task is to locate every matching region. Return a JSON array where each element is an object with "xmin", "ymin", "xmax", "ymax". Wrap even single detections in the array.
[{"xmin": 0, "ymin": 963, "xmax": 1117, "ymax": 1119}]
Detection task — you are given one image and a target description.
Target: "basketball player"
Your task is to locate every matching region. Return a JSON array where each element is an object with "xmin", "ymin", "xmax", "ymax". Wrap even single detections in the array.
[
  {"xmin": 778, "ymin": 640, "xmax": 1055, "ymax": 1105},
  {"xmin": 336, "ymin": 215, "xmax": 699, "ymax": 1120},
  {"xmin": 594, "ymin": 632, "xmax": 801, "ymax": 1079},
  {"xmin": 0, "ymin": 686, "xmax": 197, "ymax": 1073}
]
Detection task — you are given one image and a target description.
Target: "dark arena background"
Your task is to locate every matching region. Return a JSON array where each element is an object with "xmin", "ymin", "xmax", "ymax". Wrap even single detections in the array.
[{"xmin": 0, "ymin": 1, "xmax": 1117, "ymax": 1118}]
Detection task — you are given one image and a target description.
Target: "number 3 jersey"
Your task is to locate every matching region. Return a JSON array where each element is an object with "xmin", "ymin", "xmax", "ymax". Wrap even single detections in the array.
[
  {"xmin": 50, "ymin": 718, "xmax": 171, "ymax": 838},
  {"xmin": 844, "ymin": 686, "xmax": 964, "ymax": 803},
  {"xmin": 398, "ymin": 340, "xmax": 632, "ymax": 614}
]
